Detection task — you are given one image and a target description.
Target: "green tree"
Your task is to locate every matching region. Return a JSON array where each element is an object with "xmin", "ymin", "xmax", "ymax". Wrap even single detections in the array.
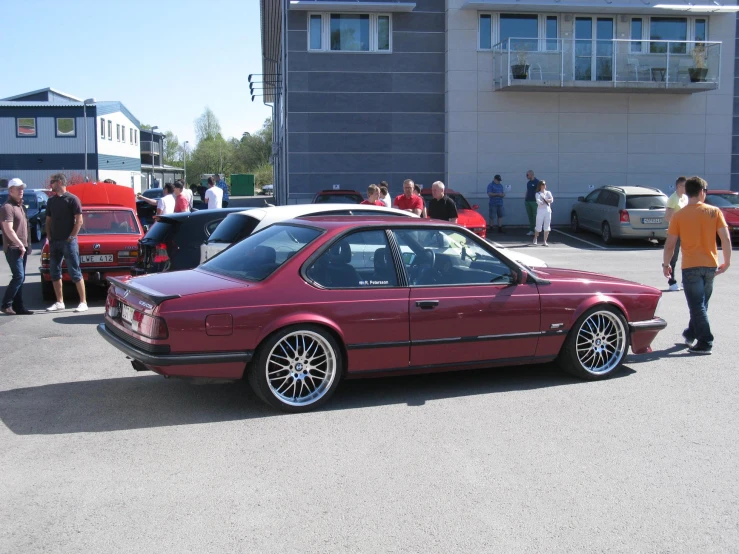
[
  {"xmin": 194, "ymin": 107, "xmax": 221, "ymax": 143},
  {"xmin": 164, "ymin": 131, "xmax": 180, "ymax": 165}
]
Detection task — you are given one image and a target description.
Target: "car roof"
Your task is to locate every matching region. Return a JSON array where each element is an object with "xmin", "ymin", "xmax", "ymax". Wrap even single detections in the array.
[
  {"xmin": 706, "ymin": 189, "xmax": 737, "ymax": 194},
  {"xmin": 157, "ymin": 207, "xmax": 245, "ymax": 222},
  {"xmin": 602, "ymin": 185, "xmax": 665, "ymax": 195},
  {"xmin": 280, "ymin": 215, "xmax": 455, "ymax": 231},
  {"xmin": 315, "ymin": 189, "xmax": 362, "ymax": 194},
  {"xmin": 420, "ymin": 188, "xmax": 462, "ymax": 195},
  {"xmin": 230, "ymin": 203, "xmax": 417, "ymax": 222}
]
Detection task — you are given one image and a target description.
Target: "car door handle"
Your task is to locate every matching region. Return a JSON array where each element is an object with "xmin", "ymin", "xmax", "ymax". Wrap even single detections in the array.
[{"xmin": 415, "ymin": 300, "xmax": 439, "ymax": 310}]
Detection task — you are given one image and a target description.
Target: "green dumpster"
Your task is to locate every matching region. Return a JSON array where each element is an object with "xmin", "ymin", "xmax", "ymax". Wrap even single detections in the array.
[{"xmin": 230, "ymin": 174, "xmax": 255, "ymax": 196}]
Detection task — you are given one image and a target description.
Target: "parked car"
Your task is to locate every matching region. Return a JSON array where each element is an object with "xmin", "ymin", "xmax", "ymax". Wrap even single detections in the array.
[
  {"xmin": 262, "ymin": 184, "xmax": 274, "ymax": 195},
  {"xmin": 419, "ymin": 188, "xmax": 487, "ymax": 239},
  {"xmin": 39, "ymin": 183, "xmax": 144, "ymax": 300},
  {"xmin": 200, "ymin": 203, "xmax": 416, "ymax": 263},
  {"xmin": 0, "ymin": 188, "xmax": 48, "ymax": 243},
  {"xmin": 570, "ymin": 186, "xmax": 668, "ymax": 244},
  {"xmin": 312, "ymin": 189, "xmax": 363, "ymax": 204},
  {"xmin": 136, "ymin": 187, "xmax": 163, "ymax": 224},
  {"xmin": 704, "ymin": 190, "xmax": 739, "ymax": 242},
  {"xmin": 98, "ymin": 216, "xmax": 665, "ymax": 413},
  {"xmin": 131, "ymin": 208, "xmax": 245, "ymax": 275}
]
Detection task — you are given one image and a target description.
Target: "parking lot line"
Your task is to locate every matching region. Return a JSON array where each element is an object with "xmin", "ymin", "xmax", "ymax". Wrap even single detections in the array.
[{"xmin": 552, "ymin": 229, "xmax": 607, "ymax": 250}]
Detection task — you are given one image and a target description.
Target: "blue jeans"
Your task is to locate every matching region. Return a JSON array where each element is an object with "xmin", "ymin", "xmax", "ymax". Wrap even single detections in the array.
[
  {"xmin": 682, "ymin": 267, "xmax": 716, "ymax": 348},
  {"xmin": 2, "ymin": 248, "xmax": 27, "ymax": 310},
  {"xmin": 49, "ymin": 238, "xmax": 83, "ymax": 282}
]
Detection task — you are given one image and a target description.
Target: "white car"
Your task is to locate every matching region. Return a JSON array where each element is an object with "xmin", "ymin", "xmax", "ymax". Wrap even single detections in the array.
[{"xmin": 199, "ymin": 203, "xmax": 548, "ymax": 268}]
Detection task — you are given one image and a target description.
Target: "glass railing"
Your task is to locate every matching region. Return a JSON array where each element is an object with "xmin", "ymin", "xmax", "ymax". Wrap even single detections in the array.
[
  {"xmin": 492, "ymin": 38, "xmax": 721, "ymax": 89},
  {"xmin": 140, "ymin": 141, "xmax": 161, "ymax": 154}
]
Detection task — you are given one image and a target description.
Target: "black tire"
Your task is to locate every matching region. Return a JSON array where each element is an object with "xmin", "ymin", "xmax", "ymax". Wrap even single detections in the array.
[
  {"xmin": 41, "ymin": 279, "xmax": 55, "ymax": 301},
  {"xmin": 570, "ymin": 212, "xmax": 581, "ymax": 233},
  {"xmin": 601, "ymin": 222, "xmax": 613, "ymax": 244},
  {"xmin": 32, "ymin": 224, "xmax": 42, "ymax": 243},
  {"xmin": 248, "ymin": 324, "xmax": 343, "ymax": 413},
  {"xmin": 557, "ymin": 305, "xmax": 629, "ymax": 380}
]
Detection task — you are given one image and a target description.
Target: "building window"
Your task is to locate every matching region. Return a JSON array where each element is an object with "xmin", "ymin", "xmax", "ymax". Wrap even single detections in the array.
[
  {"xmin": 122, "ymin": 125, "xmax": 126, "ymax": 144},
  {"xmin": 101, "ymin": 118, "xmax": 106, "ymax": 139},
  {"xmin": 16, "ymin": 117, "xmax": 36, "ymax": 137},
  {"xmin": 630, "ymin": 18, "xmax": 643, "ymax": 53},
  {"xmin": 308, "ymin": 13, "xmax": 391, "ymax": 52},
  {"xmin": 695, "ymin": 18, "xmax": 707, "ymax": 42},
  {"xmin": 130, "ymin": 128, "xmax": 133, "ymax": 144},
  {"xmin": 116, "ymin": 124, "xmax": 120, "ymax": 142},
  {"xmin": 134, "ymin": 130, "xmax": 138, "ymax": 145},
  {"xmin": 108, "ymin": 120, "xmax": 112, "ymax": 141},
  {"xmin": 479, "ymin": 13, "xmax": 559, "ymax": 51},
  {"xmin": 650, "ymin": 17, "xmax": 688, "ymax": 53},
  {"xmin": 55, "ymin": 117, "xmax": 76, "ymax": 137}
]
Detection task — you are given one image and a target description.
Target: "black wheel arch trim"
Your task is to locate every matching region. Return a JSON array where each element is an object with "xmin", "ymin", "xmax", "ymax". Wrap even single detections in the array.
[{"xmin": 628, "ymin": 317, "xmax": 667, "ymax": 332}]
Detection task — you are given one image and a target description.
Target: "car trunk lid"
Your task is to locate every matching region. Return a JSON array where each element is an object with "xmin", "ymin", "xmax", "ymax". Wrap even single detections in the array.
[{"xmin": 623, "ymin": 195, "xmax": 667, "ymax": 230}]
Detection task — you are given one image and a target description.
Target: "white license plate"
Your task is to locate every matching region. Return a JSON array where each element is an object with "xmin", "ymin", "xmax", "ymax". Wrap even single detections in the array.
[
  {"xmin": 81, "ymin": 254, "xmax": 113, "ymax": 263},
  {"xmin": 121, "ymin": 304, "xmax": 135, "ymax": 324},
  {"xmin": 642, "ymin": 218, "xmax": 663, "ymax": 224}
]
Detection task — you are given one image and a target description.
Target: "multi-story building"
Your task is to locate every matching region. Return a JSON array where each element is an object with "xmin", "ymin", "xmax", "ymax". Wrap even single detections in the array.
[
  {"xmin": 0, "ymin": 87, "xmax": 142, "ymax": 190},
  {"xmin": 140, "ymin": 129, "xmax": 184, "ymax": 190},
  {"xmin": 260, "ymin": 0, "xmax": 738, "ymax": 222}
]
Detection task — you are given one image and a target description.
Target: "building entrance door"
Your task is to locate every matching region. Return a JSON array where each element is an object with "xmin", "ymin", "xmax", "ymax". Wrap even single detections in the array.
[{"xmin": 575, "ymin": 17, "xmax": 614, "ymax": 81}]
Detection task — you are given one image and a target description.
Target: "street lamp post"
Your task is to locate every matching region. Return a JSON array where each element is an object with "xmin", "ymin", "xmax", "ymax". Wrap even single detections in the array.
[
  {"xmin": 83, "ymin": 98, "xmax": 95, "ymax": 182},
  {"xmin": 151, "ymin": 125, "xmax": 159, "ymax": 187},
  {"xmin": 183, "ymin": 140, "xmax": 189, "ymax": 184}
]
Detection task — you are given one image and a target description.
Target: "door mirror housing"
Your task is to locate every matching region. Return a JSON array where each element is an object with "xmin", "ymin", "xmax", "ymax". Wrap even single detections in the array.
[
  {"xmin": 577, "ymin": 196, "xmax": 585, "ymax": 202},
  {"xmin": 517, "ymin": 269, "xmax": 529, "ymax": 284}
]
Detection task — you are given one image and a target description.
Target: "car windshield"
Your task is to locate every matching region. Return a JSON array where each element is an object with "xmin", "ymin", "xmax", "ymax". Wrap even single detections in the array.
[
  {"xmin": 421, "ymin": 193, "xmax": 471, "ymax": 210},
  {"xmin": 315, "ymin": 194, "xmax": 362, "ymax": 204},
  {"xmin": 142, "ymin": 189, "xmax": 162, "ymax": 199},
  {"xmin": 80, "ymin": 210, "xmax": 141, "ymax": 234},
  {"xmin": 202, "ymin": 224, "xmax": 321, "ymax": 282},
  {"xmin": 625, "ymin": 195, "xmax": 667, "ymax": 210},
  {"xmin": 705, "ymin": 193, "xmax": 739, "ymax": 208},
  {"xmin": 207, "ymin": 213, "xmax": 260, "ymax": 243}
]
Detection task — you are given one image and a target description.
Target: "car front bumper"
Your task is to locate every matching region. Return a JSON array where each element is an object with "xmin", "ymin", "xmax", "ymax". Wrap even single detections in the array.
[{"xmin": 628, "ymin": 317, "xmax": 668, "ymax": 354}]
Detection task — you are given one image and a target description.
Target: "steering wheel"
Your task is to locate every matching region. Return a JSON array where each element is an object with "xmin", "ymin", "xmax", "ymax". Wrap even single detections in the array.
[{"xmin": 409, "ymin": 249, "xmax": 435, "ymax": 284}]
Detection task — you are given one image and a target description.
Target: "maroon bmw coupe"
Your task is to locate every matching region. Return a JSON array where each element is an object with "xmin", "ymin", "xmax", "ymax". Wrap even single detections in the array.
[{"xmin": 98, "ymin": 216, "xmax": 666, "ymax": 412}]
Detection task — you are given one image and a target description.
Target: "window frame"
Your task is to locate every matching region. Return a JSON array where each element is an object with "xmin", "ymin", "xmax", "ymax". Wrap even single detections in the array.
[
  {"xmin": 122, "ymin": 125, "xmax": 126, "ymax": 145},
  {"xmin": 16, "ymin": 117, "xmax": 37, "ymax": 138},
  {"xmin": 55, "ymin": 117, "xmax": 77, "ymax": 138},
  {"xmin": 116, "ymin": 123, "xmax": 121, "ymax": 142},
  {"xmin": 108, "ymin": 120, "xmax": 112, "ymax": 141},
  {"xmin": 101, "ymin": 118, "xmax": 106, "ymax": 139},
  {"xmin": 629, "ymin": 15, "xmax": 707, "ymax": 54},
  {"xmin": 307, "ymin": 12, "xmax": 392, "ymax": 53},
  {"xmin": 479, "ymin": 13, "xmax": 561, "ymax": 52}
]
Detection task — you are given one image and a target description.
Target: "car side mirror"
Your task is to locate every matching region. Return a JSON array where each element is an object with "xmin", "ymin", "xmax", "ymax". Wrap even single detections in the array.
[
  {"xmin": 517, "ymin": 269, "xmax": 528, "ymax": 284},
  {"xmin": 577, "ymin": 196, "xmax": 585, "ymax": 202},
  {"xmin": 471, "ymin": 204, "xmax": 480, "ymax": 210}
]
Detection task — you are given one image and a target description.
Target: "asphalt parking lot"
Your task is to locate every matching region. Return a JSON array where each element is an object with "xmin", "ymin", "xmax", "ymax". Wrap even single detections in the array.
[{"xmin": 1, "ymin": 229, "xmax": 737, "ymax": 553}]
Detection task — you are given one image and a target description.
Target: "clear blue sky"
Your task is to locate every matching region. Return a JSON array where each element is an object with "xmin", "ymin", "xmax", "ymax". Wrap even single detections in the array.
[{"xmin": 2, "ymin": 0, "xmax": 271, "ymax": 146}]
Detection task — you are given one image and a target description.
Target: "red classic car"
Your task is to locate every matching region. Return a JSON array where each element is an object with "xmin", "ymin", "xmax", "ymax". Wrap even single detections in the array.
[
  {"xmin": 97, "ymin": 216, "xmax": 666, "ymax": 412},
  {"xmin": 420, "ymin": 188, "xmax": 487, "ymax": 238},
  {"xmin": 704, "ymin": 190, "xmax": 739, "ymax": 241},
  {"xmin": 40, "ymin": 183, "xmax": 144, "ymax": 299}
]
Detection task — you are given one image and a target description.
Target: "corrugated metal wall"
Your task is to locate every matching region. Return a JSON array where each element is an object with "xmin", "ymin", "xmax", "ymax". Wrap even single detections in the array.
[{"xmin": 0, "ymin": 115, "xmax": 96, "ymax": 155}]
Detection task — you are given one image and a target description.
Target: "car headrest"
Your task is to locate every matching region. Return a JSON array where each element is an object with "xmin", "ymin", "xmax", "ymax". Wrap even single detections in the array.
[
  {"xmin": 374, "ymin": 247, "xmax": 390, "ymax": 271},
  {"xmin": 328, "ymin": 240, "xmax": 352, "ymax": 264},
  {"xmin": 252, "ymin": 245, "xmax": 276, "ymax": 264}
]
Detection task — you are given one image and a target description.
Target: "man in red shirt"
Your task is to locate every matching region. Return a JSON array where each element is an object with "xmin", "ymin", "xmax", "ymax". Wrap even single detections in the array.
[
  {"xmin": 173, "ymin": 182, "xmax": 190, "ymax": 213},
  {"xmin": 360, "ymin": 184, "xmax": 384, "ymax": 206},
  {"xmin": 393, "ymin": 179, "xmax": 423, "ymax": 215}
]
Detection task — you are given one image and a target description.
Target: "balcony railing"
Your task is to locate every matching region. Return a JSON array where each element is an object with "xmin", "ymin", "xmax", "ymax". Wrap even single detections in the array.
[
  {"xmin": 140, "ymin": 141, "xmax": 160, "ymax": 155},
  {"xmin": 492, "ymin": 38, "xmax": 720, "ymax": 93}
]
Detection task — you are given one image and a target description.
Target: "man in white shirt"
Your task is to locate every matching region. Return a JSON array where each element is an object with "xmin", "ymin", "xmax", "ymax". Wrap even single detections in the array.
[
  {"xmin": 181, "ymin": 180, "xmax": 194, "ymax": 210},
  {"xmin": 137, "ymin": 183, "xmax": 175, "ymax": 217},
  {"xmin": 204, "ymin": 177, "xmax": 223, "ymax": 209},
  {"xmin": 665, "ymin": 176, "xmax": 688, "ymax": 291}
]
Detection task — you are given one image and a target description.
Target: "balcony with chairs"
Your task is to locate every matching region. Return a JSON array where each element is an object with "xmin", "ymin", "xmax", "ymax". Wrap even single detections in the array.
[{"xmin": 492, "ymin": 38, "xmax": 720, "ymax": 93}]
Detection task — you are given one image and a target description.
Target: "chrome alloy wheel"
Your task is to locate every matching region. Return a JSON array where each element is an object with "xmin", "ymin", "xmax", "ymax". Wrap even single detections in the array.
[
  {"xmin": 266, "ymin": 330, "xmax": 337, "ymax": 407},
  {"xmin": 575, "ymin": 310, "xmax": 627, "ymax": 375}
]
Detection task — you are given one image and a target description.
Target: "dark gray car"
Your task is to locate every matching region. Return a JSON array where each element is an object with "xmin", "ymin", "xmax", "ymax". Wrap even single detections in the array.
[{"xmin": 570, "ymin": 185, "xmax": 668, "ymax": 244}]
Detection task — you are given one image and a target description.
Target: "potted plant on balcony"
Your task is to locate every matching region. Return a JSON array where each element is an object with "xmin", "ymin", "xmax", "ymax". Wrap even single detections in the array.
[
  {"xmin": 689, "ymin": 44, "xmax": 708, "ymax": 82},
  {"xmin": 511, "ymin": 47, "xmax": 529, "ymax": 79}
]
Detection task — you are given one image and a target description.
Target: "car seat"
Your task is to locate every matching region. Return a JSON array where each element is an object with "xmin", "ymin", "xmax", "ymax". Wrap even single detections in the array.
[
  {"xmin": 324, "ymin": 240, "xmax": 360, "ymax": 287},
  {"xmin": 250, "ymin": 245, "xmax": 279, "ymax": 276},
  {"xmin": 371, "ymin": 247, "xmax": 396, "ymax": 284}
]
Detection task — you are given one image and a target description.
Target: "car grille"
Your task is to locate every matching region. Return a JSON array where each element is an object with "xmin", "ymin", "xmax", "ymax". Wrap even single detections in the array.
[{"xmin": 105, "ymin": 322, "xmax": 170, "ymax": 354}]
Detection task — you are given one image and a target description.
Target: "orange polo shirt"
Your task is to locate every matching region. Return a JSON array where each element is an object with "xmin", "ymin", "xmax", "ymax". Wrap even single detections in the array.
[{"xmin": 668, "ymin": 203, "xmax": 728, "ymax": 269}]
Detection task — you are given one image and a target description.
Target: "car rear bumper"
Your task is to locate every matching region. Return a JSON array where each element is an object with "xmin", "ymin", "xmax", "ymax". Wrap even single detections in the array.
[
  {"xmin": 40, "ymin": 265, "xmax": 135, "ymax": 283},
  {"xmin": 614, "ymin": 226, "xmax": 668, "ymax": 240},
  {"xmin": 628, "ymin": 317, "xmax": 667, "ymax": 354}
]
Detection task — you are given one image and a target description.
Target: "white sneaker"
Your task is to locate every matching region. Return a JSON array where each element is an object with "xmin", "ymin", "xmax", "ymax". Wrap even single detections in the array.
[
  {"xmin": 543, "ymin": 242, "xmax": 549, "ymax": 247},
  {"xmin": 668, "ymin": 283, "xmax": 682, "ymax": 292},
  {"xmin": 74, "ymin": 302, "xmax": 89, "ymax": 313},
  {"xmin": 47, "ymin": 302, "xmax": 65, "ymax": 312},
  {"xmin": 532, "ymin": 239, "xmax": 538, "ymax": 245},
  {"xmin": 526, "ymin": 231, "xmax": 535, "ymax": 236}
]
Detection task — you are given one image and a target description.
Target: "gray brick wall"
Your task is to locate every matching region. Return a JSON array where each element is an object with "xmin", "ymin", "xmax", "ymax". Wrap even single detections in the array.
[{"xmin": 286, "ymin": 1, "xmax": 446, "ymax": 199}]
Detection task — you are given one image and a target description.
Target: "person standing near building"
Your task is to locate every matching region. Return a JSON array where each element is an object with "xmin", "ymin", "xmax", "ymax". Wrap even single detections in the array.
[
  {"xmin": 173, "ymin": 182, "xmax": 190, "ymax": 213},
  {"xmin": 427, "ymin": 181, "xmax": 458, "ymax": 223},
  {"xmin": 393, "ymin": 179, "xmax": 423, "ymax": 216},
  {"xmin": 662, "ymin": 176, "xmax": 731, "ymax": 355},
  {"xmin": 205, "ymin": 177, "xmax": 223, "ymax": 209},
  {"xmin": 533, "ymin": 180, "xmax": 553, "ymax": 246},
  {"xmin": 216, "ymin": 174, "xmax": 229, "ymax": 207},
  {"xmin": 487, "ymin": 174, "xmax": 505, "ymax": 233},
  {"xmin": 180, "ymin": 179, "xmax": 194, "ymax": 210},
  {"xmin": 361, "ymin": 184, "xmax": 384, "ymax": 206},
  {"xmin": 379, "ymin": 181, "xmax": 391, "ymax": 208},
  {"xmin": 1, "ymin": 178, "xmax": 34, "ymax": 315},
  {"xmin": 665, "ymin": 176, "xmax": 688, "ymax": 291},
  {"xmin": 525, "ymin": 170, "xmax": 540, "ymax": 236},
  {"xmin": 45, "ymin": 173, "xmax": 87, "ymax": 313}
]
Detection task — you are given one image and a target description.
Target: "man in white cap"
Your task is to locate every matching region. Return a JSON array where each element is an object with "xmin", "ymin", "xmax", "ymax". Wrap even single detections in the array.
[{"xmin": 1, "ymin": 178, "xmax": 34, "ymax": 315}]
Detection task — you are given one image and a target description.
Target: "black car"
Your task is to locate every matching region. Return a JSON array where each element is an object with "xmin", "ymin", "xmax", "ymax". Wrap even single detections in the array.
[
  {"xmin": 136, "ymin": 187, "xmax": 163, "ymax": 225},
  {"xmin": 0, "ymin": 189, "xmax": 48, "ymax": 243},
  {"xmin": 131, "ymin": 208, "xmax": 244, "ymax": 275}
]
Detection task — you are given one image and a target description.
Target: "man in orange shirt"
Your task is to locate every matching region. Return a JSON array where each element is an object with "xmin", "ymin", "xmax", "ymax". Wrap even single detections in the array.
[{"xmin": 663, "ymin": 176, "xmax": 732, "ymax": 355}]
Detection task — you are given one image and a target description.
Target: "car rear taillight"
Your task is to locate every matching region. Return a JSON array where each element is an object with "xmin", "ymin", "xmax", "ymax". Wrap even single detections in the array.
[
  {"xmin": 153, "ymin": 242, "xmax": 169, "ymax": 263},
  {"xmin": 118, "ymin": 250, "xmax": 138, "ymax": 259},
  {"xmin": 132, "ymin": 311, "xmax": 169, "ymax": 339},
  {"xmin": 105, "ymin": 290, "xmax": 119, "ymax": 318},
  {"xmin": 41, "ymin": 252, "xmax": 50, "ymax": 262},
  {"xmin": 619, "ymin": 210, "xmax": 630, "ymax": 223}
]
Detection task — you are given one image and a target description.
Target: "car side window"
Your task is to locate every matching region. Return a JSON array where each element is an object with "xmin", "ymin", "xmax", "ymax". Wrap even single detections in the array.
[
  {"xmin": 393, "ymin": 228, "xmax": 516, "ymax": 286},
  {"xmin": 306, "ymin": 230, "xmax": 399, "ymax": 289},
  {"xmin": 205, "ymin": 218, "xmax": 225, "ymax": 237},
  {"xmin": 585, "ymin": 190, "xmax": 602, "ymax": 203}
]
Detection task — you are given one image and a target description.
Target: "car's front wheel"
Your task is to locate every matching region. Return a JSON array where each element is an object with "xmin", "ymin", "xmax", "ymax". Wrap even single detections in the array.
[
  {"xmin": 248, "ymin": 325, "xmax": 343, "ymax": 412},
  {"xmin": 557, "ymin": 306, "xmax": 629, "ymax": 380}
]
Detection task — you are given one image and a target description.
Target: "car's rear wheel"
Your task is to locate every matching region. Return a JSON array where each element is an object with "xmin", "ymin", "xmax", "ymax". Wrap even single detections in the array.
[
  {"xmin": 248, "ymin": 325, "xmax": 342, "ymax": 412},
  {"xmin": 601, "ymin": 221, "xmax": 612, "ymax": 244},
  {"xmin": 41, "ymin": 279, "xmax": 55, "ymax": 301},
  {"xmin": 570, "ymin": 212, "xmax": 581, "ymax": 233},
  {"xmin": 557, "ymin": 306, "xmax": 629, "ymax": 380}
]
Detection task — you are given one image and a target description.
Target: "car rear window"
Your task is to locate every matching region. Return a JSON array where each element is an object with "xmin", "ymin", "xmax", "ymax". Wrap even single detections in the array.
[
  {"xmin": 626, "ymin": 195, "xmax": 667, "ymax": 209},
  {"xmin": 81, "ymin": 210, "xmax": 141, "ymax": 234},
  {"xmin": 314, "ymin": 194, "xmax": 362, "ymax": 204},
  {"xmin": 142, "ymin": 218, "xmax": 179, "ymax": 243},
  {"xmin": 201, "ymin": 224, "xmax": 321, "ymax": 282},
  {"xmin": 207, "ymin": 213, "xmax": 260, "ymax": 244}
]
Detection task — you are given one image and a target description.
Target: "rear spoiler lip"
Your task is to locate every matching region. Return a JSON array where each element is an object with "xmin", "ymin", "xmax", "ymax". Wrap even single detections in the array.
[{"xmin": 108, "ymin": 276, "xmax": 181, "ymax": 306}]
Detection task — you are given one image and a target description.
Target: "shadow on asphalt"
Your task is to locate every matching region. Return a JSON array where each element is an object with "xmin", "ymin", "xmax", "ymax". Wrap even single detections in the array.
[
  {"xmin": 51, "ymin": 313, "xmax": 105, "ymax": 325},
  {"xmin": 625, "ymin": 343, "xmax": 690, "ymax": 363},
  {"xmin": 0, "ymin": 363, "xmax": 635, "ymax": 435}
]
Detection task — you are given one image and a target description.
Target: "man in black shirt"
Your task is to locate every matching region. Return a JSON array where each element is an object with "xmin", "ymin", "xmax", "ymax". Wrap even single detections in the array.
[{"xmin": 427, "ymin": 181, "xmax": 458, "ymax": 223}]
